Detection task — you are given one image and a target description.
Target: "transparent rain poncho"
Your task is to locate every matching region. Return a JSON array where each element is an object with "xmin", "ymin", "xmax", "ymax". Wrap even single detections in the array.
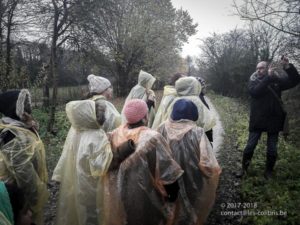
[
  {"xmin": 101, "ymin": 125, "xmax": 183, "ymax": 225},
  {"xmin": 90, "ymin": 95, "xmax": 121, "ymax": 132},
  {"xmin": 121, "ymin": 70, "xmax": 156, "ymax": 127},
  {"xmin": 0, "ymin": 121, "xmax": 49, "ymax": 225},
  {"xmin": 52, "ymin": 100, "xmax": 113, "ymax": 225},
  {"xmin": 152, "ymin": 85, "xmax": 177, "ymax": 129},
  {"xmin": 157, "ymin": 119, "xmax": 221, "ymax": 225},
  {"xmin": 168, "ymin": 77, "xmax": 216, "ymax": 131}
]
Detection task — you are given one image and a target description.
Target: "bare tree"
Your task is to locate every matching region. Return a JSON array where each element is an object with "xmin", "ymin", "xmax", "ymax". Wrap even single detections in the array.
[
  {"xmin": 85, "ymin": 0, "xmax": 197, "ymax": 96},
  {"xmin": 197, "ymin": 23, "xmax": 288, "ymax": 96},
  {"xmin": 0, "ymin": 0, "xmax": 22, "ymax": 90},
  {"xmin": 233, "ymin": 0, "xmax": 299, "ymax": 37},
  {"xmin": 46, "ymin": 0, "xmax": 76, "ymax": 132}
]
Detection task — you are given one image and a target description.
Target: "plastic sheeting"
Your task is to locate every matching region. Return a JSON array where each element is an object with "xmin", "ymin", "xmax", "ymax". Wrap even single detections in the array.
[
  {"xmin": 152, "ymin": 85, "xmax": 177, "ymax": 129},
  {"xmin": 0, "ymin": 181, "xmax": 13, "ymax": 225},
  {"xmin": 121, "ymin": 70, "xmax": 156, "ymax": 127},
  {"xmin": 52, "ymin": 100, "xmax": 113, "ymax": 225},
  {"xmin": 157, "ymin": 119, "xmax": 221, "ymax": 225},
  {"xmin": 0, "ymin": 212, "xmax": 12, "ymax": 225},
  {"xmin": 167, "ymin": 77, "xmax": 216, "ymax": 131},
  {"xmin": 90, "ymin": 95, "xmax": 121, "ymax": 132},
  {"xmin": 0, "ymin": 122, "xmax": 48, "ymax": 225},
  {"xmin": 102, "ymin": 125, "xmax": 183, "ymax": 225}
]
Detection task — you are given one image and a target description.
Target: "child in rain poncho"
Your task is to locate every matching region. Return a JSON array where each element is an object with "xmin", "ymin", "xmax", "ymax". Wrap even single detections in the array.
[
  {"xmin": 152, "ymin": 73, "xmax": 185, "ymax": 129},
  {"xmin": 157, "ymin": 99, "xmax": 221, "ymax": 225},
  {"xmin": 167, "ymin": 76, "xmax": 216, "ymax": 133},
  {"xmin": 87, "ymin": 74, "xmax": 121, "ymax": 132},
  {"xmin": 0, "ymin": 89, "xmax": 48, "ymax": 225},
  {"xmin": 121, "ymin": 70, "xmax": 156, "ymax": 127},
  {"xmin": 52, "ymin": 100, "xmax": 112, "ymax": 225},
  {"xmin": 52, "ymin": 99, "xmax": 135, "ymax": 225},
  {"xmin": 102, "ymin": 99, "xmax": 183, "ymax": 225},
  {"xmin": 195, "ymin": 76, "xmax": 213, "ymax": 143}
]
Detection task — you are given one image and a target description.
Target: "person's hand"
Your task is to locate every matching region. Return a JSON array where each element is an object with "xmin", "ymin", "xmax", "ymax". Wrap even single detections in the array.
[
  {"xmin": 147, "ymin": 89, "xmax": 156, "ymax": 102},
  {"xmin": 267, "ymin": 66, "xmax": 279, "ymax": 80},
  {"xmin": 21, "ymin": 112, "xmax": 39, "ymax": 131},
  {"xmin": 280, "ymin": 55, "xmax": 290, "ymax": 69}
]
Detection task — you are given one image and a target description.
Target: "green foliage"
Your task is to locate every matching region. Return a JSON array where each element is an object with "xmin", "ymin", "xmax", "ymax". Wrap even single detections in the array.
[
  {"xmin": 32, "ymin": 107, "xmax": 70, "ymax": 175},
  {"xmin": 30, "ymin": 85, "xmax": 88, "ymax": 105},
  {"xmin": 209, "ymin": 92, "xmax": 300, "ymax": 225}
]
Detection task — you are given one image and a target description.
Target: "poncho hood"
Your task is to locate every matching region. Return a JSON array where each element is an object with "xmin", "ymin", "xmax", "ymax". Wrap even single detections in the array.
[
  {"xmin": 175, "ymin": 77, "xmax": 201, "ymax": 96},
  {"xmin": 163, "ymin": 119, "xmax": 196, "ymax": 140},
  {"xmin": 66, "ymin": 100, "xmax": 100, "ymax": 130},
  {"xmin": 138, "ymin": 70, "xmax": 156, "ymax": 89},
  {"xmin": 163, "ymin": 85, "xmax": 177, "ymax": 96}
]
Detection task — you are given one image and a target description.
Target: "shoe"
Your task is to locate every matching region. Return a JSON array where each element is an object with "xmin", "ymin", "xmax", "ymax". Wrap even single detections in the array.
[
  {"xmin": 264, "ymin": 155, "xmax": 276, "ymax": 180},
  {"xmin": 235, "ymin": 169, "xmax": 246, "ymax": 178}
]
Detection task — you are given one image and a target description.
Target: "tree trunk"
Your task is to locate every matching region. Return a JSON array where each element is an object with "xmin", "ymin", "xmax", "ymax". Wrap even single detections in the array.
[
  {"xmin": 47, "ymin": 1, "xmax": 59, "ymax": 133},
  {"xmin": 115, "ymin": 62, "xmax": 130, "ymax": 97},
  {"xmin": 47, "ymin": 44, "xmax": 58, "ymax": 132},
  {"xmin": 5, "ymin": 15, "xmax": 12, "ymax": 90}
]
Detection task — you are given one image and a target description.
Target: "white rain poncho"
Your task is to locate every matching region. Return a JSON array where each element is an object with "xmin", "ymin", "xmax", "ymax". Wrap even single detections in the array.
[
  {"xmin": 101, "ymin": 124, "xmax": 183, "ymax": 225},
  {"xmin": 167, "ymin": 77, "xmax": 216, "ymax": 131},
  {"xmin": 90, "ymin": 95, "xmax": 121, "ymax": 132},
  {"xmin": 157, "ymin": 119, "xmax": 221, "ymax": 225},
  {"xmin": 52, "ymin": 100, "xmax": 113, "ymax": 225},
  {"xmin": 121, "ymin": 70, "xmax": 156, "ymax": 127},
  {"xmin": 152, "ymin": 85, "xmax": 177, "ymax": 129},
  {"xmin": 0, "ymin": 119, "xmax": 49, "ymax": 225}
]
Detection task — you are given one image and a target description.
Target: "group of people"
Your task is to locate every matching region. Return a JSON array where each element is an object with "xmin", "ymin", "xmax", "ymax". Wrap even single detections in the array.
[
  {"xmin": 51, "ymin": 70, "xmax": 221, "ymax": 225},
  {"xmin": 0, "ymin": 55, "xmax": 298, "ymax": 225},
  {"xmin": 0, "ymin": 69, "xmax": 221, "ymax": 225}
]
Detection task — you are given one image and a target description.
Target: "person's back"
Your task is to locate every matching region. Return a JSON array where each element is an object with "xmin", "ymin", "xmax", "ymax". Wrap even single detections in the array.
[
  {"xmin": 52, "ymin": 100, "xmax": 113, "ymax": 225},
  {"xmin": 157, "ymin": 99, "xmax": 221, "ymax": 225},
  {"xmin": 121, "ymin": 70, "xmax": 156, "ymax": 127},
  {"xmin": 103, "ymin": 99, "xmax": 183, "ymax": 225},
  {"xmin": 167, "ymin": 77, "xmax": 216, "ymax": 132},
  {"xmin": 0, "ymin": 89, "xmax": 48, "ymax": 225},
  {"xmin": 152, "ymin": 73, "xmax": 185, "ymax": 129}
]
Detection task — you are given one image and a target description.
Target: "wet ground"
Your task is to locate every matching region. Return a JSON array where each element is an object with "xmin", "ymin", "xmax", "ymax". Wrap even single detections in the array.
[
  {"xmin": 206, "ymin": 97, "xmax": 242, "ymax": 225},
  {"xmin": 206, "ymin": 97, "xmax": 224, "ymax": 155},
  {"xmin": 44, "ymin": 181, "xmax": 58, "ymax": 225}
]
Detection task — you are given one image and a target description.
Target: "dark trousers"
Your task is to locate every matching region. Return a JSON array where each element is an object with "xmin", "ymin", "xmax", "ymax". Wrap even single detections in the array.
[{"xmin": 242, "ymin": 131, "xmax": 279, "ymax": 171}]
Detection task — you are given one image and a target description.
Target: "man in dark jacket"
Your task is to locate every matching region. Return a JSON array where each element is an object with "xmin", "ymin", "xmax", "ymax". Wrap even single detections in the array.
[{"xmin": 237, "ymin": 56, "xmax": 300, "ymax": 179}]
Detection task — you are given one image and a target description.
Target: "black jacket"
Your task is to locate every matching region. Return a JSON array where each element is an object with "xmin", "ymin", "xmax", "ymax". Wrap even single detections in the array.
[{"xmin": 248, "ymin": 64, "xmax": 300, "ymax": 133}]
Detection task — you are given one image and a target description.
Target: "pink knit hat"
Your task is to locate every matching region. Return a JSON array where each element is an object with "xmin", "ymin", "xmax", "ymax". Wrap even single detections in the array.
[{"xmin": 124, "ymin": 99, "xmax": 148, "ymax": 124}]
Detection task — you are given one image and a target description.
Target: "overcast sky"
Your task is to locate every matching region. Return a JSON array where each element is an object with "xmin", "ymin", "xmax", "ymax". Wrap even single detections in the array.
[{"xmin": 171, "ymin": 0, "xmax": 245, "ymax": 57}]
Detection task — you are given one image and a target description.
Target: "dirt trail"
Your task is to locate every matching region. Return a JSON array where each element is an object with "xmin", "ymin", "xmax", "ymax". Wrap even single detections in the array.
[
  {"xmin": 206, "ymin": 97, "xmax": 224, "ymax": 155},
  {"xmin": 206, "ymin": 97, "xmax": 242, "ymax": 225}
]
